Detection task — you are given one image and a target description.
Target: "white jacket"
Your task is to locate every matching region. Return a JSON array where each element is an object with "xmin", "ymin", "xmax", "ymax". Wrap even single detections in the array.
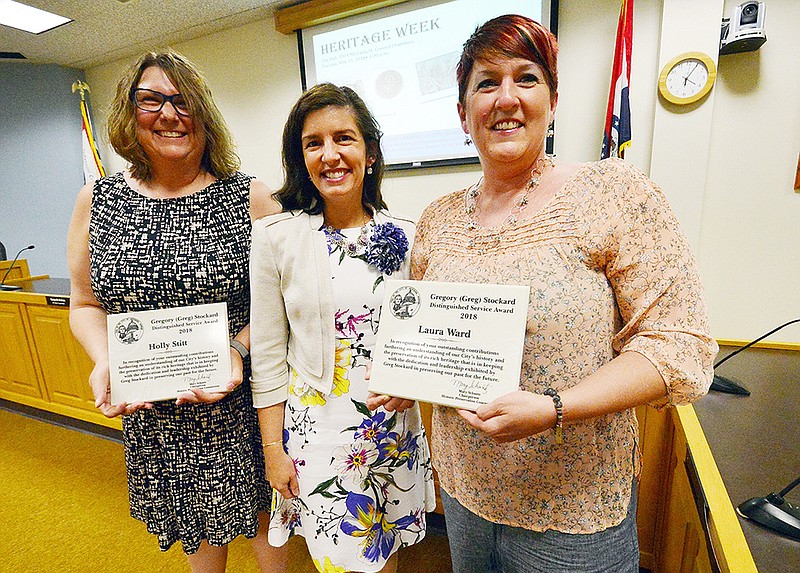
[{"xmin": 249, "ymin": 209, "xmax": 414, "ymax": 408}]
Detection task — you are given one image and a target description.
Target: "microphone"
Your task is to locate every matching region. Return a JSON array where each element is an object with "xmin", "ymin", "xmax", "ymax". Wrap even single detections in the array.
[
  {"xmin": 710, "ymin": 318, "xmax": 800, "ymax": 395},
  {"xmin": 0, "ymin": 244, "xmax": 35, "ymax": 291},
  {"xmin": 737, "ymin": 474, "xmax": 800, "ymax": 540}
]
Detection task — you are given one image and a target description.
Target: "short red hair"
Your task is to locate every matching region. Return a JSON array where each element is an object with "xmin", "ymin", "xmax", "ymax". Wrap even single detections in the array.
[{"xmin": 456, "ymin": 14, "xmax": 559, "ymax": 106}]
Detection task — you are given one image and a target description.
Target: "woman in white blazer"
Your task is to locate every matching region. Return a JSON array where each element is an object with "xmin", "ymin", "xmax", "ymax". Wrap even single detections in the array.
[{"xmin": 250, "ymin": 83, "xmax": 434, "ymax": 573}]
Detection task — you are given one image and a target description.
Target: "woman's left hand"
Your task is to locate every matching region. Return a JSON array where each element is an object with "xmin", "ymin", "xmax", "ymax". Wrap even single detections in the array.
[
  {"xmin": 458, "ymin": 390, "xmax": 557, "ymax": 442},
  {"xmin": 175, "ymin": 347, "xmax": 244, "ymax": 405},
  {"xmin": 366, "ymin": 393, "xmax": 416, "ymax": 413},
  {"xmin": 363, "ymin": 360, "xmax": 415, "ymax": 412}
]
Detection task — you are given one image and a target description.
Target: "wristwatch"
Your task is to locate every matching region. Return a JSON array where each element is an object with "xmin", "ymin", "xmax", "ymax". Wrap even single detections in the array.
[{"xmin": 229, "ymin": 339, "xmax": 249, "ymax": 361}]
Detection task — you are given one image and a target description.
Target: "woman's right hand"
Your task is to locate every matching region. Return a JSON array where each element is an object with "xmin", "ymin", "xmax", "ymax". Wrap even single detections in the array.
[
  {"xmin": 89, "ymin": 361, "xmax": 152, "ymax": 418},
  {"xmin": 264, "ymin": 446, "xmax": 299, "ymax": 500}
]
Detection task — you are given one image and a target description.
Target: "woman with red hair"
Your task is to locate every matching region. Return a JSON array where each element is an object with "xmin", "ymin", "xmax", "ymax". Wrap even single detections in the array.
[{"xmin": 381, "ymin": 14, "xmax": 717, "ymax": 572}]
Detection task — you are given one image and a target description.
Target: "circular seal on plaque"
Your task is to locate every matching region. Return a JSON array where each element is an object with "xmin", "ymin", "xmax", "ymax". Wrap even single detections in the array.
[
  {"xmin": 389, "ymin": 286, "xmax": 421, "ymax": 319},
  {"xmin": 375, "ymin": 69, "xmax": 403, "ymax": 99},
  {"xmin": 115, "ymin": 317, "xmax": 144, "ymax": 344}
]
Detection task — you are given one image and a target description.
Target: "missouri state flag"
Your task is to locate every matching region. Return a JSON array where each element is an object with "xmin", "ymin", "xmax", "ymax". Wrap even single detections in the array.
[{"xmin": 601, "ymin": 0, "xmax": 633, "ymax": 159}]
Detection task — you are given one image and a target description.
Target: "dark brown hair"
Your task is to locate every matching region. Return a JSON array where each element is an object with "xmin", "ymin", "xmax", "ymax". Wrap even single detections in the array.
[
  {"xmin": 456, "ymin": 14, "xmax": 559, "ymax": 106},
  {"xmin": 275, "ymin": 83, "xmax": 386, "ymax": 215}
]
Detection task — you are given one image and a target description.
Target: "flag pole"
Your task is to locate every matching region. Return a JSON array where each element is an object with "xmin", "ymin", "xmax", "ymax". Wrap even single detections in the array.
[
  {"xmin": 71, "ymin": 80, "xmax": 89, "ymax": 99},
  {"xmin": 72, "ymin": 80, "xmax": 106, "ymax": 182}
]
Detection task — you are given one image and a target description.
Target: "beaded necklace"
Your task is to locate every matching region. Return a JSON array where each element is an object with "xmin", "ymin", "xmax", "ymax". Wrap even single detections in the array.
[
  {"xmin": 464, "ymin": 155, "xmax": 555, "ymax": 251},
  {"xmin": 323, "ymin": 212, "xmax": 371, "ymax": 257}
]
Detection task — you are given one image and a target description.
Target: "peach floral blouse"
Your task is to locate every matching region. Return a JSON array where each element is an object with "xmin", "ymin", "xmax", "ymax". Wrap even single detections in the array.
[{"xmin": 412, "ymin": 158, "xmax": 717, "ymax": 533}]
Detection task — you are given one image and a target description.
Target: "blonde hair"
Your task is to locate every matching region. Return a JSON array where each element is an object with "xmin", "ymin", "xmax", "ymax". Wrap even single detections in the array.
[{"xmin": 106, "ymin": 51, "xmax": 240, "ymax": 181}]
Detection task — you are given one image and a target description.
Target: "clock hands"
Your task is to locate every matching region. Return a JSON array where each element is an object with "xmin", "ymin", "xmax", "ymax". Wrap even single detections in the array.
[{"xmin": 682, "ymin": 62, "xmax": 700, "ymax": 86}]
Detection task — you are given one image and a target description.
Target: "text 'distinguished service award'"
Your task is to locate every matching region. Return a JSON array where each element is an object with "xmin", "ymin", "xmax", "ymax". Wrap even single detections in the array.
[
  {"xmin": 370, "ymin": 280, "xmax": 529, "ymax": 410},
  {"xmin": 107, "ymin": 302, "xmax": 231, "ymax": 403}
]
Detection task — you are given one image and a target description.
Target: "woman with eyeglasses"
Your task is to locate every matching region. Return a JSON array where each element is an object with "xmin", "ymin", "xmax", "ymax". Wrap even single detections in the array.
[{"xmin": 67, "ymin": 51, "xmax": 285, "ymax": 572}]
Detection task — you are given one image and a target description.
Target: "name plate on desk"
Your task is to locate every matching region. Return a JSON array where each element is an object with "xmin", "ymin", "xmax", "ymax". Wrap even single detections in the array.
[
  {"xmin": 370, "ymin": 280, "xmax": 529, "ymax": 410},
  {"xmin": 107, "ymin": 303, "xmax": 231, "ymax": 403}
]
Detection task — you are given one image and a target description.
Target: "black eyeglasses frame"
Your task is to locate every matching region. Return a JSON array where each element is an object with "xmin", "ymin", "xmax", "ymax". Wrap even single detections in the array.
[{"xmin": 129, "ymin": 88, "xmax": 191, "ymax": 116}]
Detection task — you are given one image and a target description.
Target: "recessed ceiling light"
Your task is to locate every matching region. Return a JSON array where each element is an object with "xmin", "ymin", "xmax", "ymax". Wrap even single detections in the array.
[{"xmin": 0, "ymin": 0, "xmax": 72, "ymax": 34}]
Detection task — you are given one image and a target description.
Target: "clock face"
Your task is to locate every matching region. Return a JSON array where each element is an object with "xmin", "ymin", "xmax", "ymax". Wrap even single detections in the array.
[
  {"xmin": 658, "ymin": 52, "xmax": 717, "ymax": 105},
  {"xmin": 665, "ymin": 59, "xmax": 709, "ymax": 98}
]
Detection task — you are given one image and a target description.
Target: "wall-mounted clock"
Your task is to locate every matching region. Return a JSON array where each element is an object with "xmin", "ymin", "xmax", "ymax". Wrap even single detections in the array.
[{"xmin": 658, "ymin": 51, "xmax": 717, "ymax": 105}]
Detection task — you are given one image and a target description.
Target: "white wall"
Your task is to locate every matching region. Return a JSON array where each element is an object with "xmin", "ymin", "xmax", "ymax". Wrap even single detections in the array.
[
  {"xmin": 700, "ymin": 0, "xmax": 800, "ymax": 341},
  {"xmin": 87, "ymin": 19, "xmax": 300, "ymax": 190},
  {"xmin": 85, "ymin": 0, "xmax": 800, "ymax": 343}
]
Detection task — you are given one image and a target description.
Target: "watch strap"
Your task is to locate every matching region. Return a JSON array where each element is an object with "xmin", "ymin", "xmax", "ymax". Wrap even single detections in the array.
[{"xmin": 230, "ymin": 339, "xmax": 249, "ymax": 361}]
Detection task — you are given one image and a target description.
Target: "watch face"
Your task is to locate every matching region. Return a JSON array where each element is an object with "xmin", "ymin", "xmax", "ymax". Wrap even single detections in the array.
[{"xmin": 665, "ymin": 59, "xmax": 709, "ymax": 98}]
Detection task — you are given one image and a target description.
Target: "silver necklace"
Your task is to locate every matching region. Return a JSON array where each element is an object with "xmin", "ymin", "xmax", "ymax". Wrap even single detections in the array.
[
  {"xmin": 323, "ymin": 212, "xmax": 372, "ymax": 257},
  {"xmin": 465, "ymin": 155, "xmax": 555, "ymax": 250}
]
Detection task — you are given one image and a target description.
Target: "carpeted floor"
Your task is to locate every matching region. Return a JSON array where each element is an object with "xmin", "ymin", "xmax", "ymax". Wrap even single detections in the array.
[{"xmin": 0, "ymin": 406, "xmax": 451, "ymax": 573}]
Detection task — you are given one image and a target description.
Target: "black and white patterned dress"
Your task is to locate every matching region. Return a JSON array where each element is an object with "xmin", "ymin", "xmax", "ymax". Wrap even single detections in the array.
[{"xmin": 88, "ymin": 171, "xmax": 270, "ymax": 553}]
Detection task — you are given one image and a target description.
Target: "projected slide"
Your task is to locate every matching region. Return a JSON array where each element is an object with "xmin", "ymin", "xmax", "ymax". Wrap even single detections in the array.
[{"xmin": 302, "ymin": 0, "xmax": 546, "ymax": 167}]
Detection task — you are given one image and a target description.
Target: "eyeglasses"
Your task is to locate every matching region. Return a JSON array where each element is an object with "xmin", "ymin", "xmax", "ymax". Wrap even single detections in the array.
[{"xmin": 130, "ymin": 88, "xmax": 191, "ymax": 116}]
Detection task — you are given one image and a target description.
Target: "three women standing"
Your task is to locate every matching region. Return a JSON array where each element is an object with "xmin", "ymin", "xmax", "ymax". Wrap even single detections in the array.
[{"xmin": 69, "ymin": 15, "xmax": 716, "ymax": 573}]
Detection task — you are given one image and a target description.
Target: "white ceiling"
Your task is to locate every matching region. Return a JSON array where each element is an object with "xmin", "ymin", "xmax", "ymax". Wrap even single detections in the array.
[{"xmin": 0, "ymin": 0, "xmax": 288, "ymax": 69}]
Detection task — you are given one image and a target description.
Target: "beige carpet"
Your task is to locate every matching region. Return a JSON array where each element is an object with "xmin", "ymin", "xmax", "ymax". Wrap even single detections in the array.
[{"xmin": 0, "ymin": 407, "xmax": 451, "ymax": 573}]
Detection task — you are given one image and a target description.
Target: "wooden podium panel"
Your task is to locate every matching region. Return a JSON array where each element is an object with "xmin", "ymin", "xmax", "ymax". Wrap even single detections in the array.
[
  {"xmin": 0, "ymin": 301, "xmax": 44, "ymax": 399},
  {"xmin": 0, "ymin": 259, "xmax": 31, "ymax": 284},
  {"xmin": 0, "ymin": 270, "xmax": 121, "ymax": 431},
  {"xmin": 26, "ymin": 305, "xmax": 95, "ymax": 410}
]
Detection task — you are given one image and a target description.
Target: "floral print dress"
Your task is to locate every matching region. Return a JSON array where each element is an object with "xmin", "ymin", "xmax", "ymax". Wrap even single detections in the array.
[{"xmin": 268, "ymin": 221, "xmax": 435, "ymax": 573}]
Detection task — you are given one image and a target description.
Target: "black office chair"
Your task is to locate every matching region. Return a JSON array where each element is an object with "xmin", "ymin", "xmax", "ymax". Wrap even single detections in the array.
[{"xmin": 0, "ymin": 241, "xmax": 6, "ymax": 261}]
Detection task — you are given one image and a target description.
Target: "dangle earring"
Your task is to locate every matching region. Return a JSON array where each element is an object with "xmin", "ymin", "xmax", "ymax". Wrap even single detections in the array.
[
  {"xmin": 367, "ymin": 166, "xmax": 373, "ymax": 175},
  {"xmin": 464, "ymin": 135, "xmax": 473, "ymax": 146},
  {"xmin": 547, "ymin": 123, "xmax": 555, "ymax": 138}
]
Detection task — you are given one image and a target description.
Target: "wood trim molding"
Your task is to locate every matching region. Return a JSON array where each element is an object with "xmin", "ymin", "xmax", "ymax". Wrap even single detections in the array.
[
  {"xmin": 274, "ymin": 0, "xmax": 411, "ymax": 34},
  {"xmin": 674, "ymin": 406, "xmax": 758, "ymax": 572},
  {"xmin": 716, "ymin": 338, "xmax": 800, "ymax": 352},
  {"xmin": 5, "ymin": 274, "xmax": 49, "ymax": 285}
]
